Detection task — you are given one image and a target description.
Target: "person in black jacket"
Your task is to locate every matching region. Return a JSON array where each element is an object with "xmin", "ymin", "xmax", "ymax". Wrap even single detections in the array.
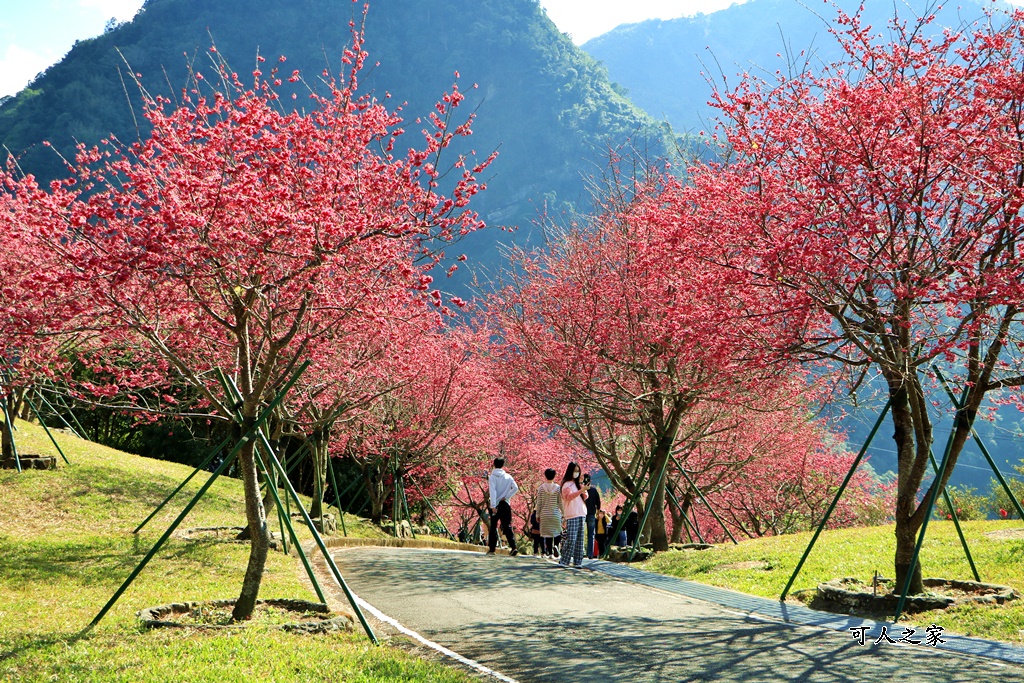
[
  {"xmin": 583, "ymin": 474, "xmax": 602, "ymax": 558},
  {"xmin": 625, "ymin": 510, "xmax": 640, "ymax": 547},
  {"xmin": 610, "ymin": 505, "xmax": 626, "ymax": 546}
]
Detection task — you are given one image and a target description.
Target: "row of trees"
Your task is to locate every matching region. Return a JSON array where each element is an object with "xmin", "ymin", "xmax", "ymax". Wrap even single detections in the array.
[
  {"xmin": 480, "ymin": 3, "xmax": 1024, "ymax": 593},
  {"xmin": 12, "ymin": 1, "xmax": 1023, "ymax": 618}
]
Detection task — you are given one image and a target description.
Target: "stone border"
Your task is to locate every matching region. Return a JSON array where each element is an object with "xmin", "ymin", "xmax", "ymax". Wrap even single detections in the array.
[
  {"xmin": 816, "ymin": 577, "xmax": 1018, "ymax": 615},
  {"xmin": 323, "ymin": 535, "xmax": 499, "ymax": 553},
  {"xmin": 1, "ymin": 455, "xmax": 57, "ymax": 470},
  {"xmin": 137, "ymin": 597, "xmax": 353, "ymax": 633}
]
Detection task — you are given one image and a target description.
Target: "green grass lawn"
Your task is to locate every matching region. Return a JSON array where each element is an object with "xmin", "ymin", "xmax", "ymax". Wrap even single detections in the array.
[
  {"xmin": 0, "ymin": 420, "xmax": 474, "ymax": 683},
  {"xmin": 640, "ymin": 520, "xmax": 1024, "ymax": 644}
]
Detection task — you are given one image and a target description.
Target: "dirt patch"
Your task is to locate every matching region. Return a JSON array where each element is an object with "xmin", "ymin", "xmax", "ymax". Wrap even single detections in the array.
[
  {"xmin": 984, "ymin": 527, "xmax": 1024, "ymax": 540},
  {"xmin": 138, "ymin": 597, "xmax": 353, "ymax": 633},
  {"xmin": 719, "ymin": 560, "xmax": 771, "ymax": 571}
]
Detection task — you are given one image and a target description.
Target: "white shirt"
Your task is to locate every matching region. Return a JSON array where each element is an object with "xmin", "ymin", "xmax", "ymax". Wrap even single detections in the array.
[{"xmin": 488, "ymin": 468, "xmax": 519, "ymax": 508}]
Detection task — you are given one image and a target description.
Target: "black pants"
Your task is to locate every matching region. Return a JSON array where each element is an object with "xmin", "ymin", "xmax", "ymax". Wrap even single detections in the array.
[
  {"xmin": 488, "ymin": 500, "xmax": 515, "ymax": 552},
  {"xmin": 532, "ymin": 534, "xmax": 543, "ymax": 554},
  {"xmin": 542, "ymin": 535, "xmax": 561, "ymax": 556}
]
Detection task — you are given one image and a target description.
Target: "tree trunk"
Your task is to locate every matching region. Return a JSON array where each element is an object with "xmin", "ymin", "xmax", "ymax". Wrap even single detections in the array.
[
  {"xmin": 669, "ymin": 491, "xmax": 692, "ymax": 544},
  {"xmin": 1, "ymin": 408, "xmax": 13, "ymax": 463},
  {"xmin": 232, "ymin": 433, "xmax": 270, "ymax": 621},
  {"xmin": 889, "ymin": 377, "xmax": 927, "ymax": 596},
  {"xmin": 645, "ymin": 472, "xmax": 669, "ymax": 551},
  {"xmin": 366, "ymin": 469, "xmax": 386, "ymax": 525}
]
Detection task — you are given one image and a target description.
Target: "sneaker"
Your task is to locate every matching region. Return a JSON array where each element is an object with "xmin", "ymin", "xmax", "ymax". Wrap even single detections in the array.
[
  {"xmin": 486, "ymin": 550, "xmax": 496, "ymax": 555},
  {"xmin": 509, "ymin": 549, "xmax": 519, "ymax": 557}
]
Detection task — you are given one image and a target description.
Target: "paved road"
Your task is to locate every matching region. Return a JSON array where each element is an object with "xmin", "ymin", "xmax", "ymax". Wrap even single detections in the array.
[{"xmin": 326, "ymin": 547, "xmax": 1024, "ymax": 683}]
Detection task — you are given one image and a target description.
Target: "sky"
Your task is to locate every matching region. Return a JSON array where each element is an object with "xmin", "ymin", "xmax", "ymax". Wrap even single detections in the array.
[{"xmin": 2, "ymin": 0, "xmax": 1023, "ymax": 98}]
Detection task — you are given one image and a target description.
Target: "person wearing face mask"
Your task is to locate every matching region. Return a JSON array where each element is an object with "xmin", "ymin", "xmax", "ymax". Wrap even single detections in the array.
[{"xmin": 559, "ymin": 461, "xmax": 589, "ymax": 568}]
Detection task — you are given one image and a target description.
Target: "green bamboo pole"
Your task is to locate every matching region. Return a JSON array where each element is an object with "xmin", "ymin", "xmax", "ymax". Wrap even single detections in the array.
[
  {"xmin": 408, "ymin": 475, "xmax": 455, "ymax": 539},
  {"xmin": 326, "ymin": 456, "xmax": 348, "ymax": 537},
  {"xmin": 219, "ymin": 374, "xmax": 376, "ymax": 643},
  {"xmin": 1, "ymin": 397, "xmax": 22, "ymax": 473},
  {"xmin": 666, "ymin": 485, "xmax": 700, "ymax": 544},
  {"xmin": 23, "ymin": 394, "xmax": 70, "ymax": 464},
  {"xmin": 84, "ymin": 440, "xmax": 242, "ymax": 633},
  {"xmin": 628, "ymin": 451, "xmax": 674, "ymax": 562},
  {"xmin": 928, "ymin": 449, "xmax": 980, "ymax": 581},
  {"xmin": 934, "ymin": 367, "xmax": 1024, "ymax": 520},
  {"xmin": 261, "ymin": 425, "xmax": 291, "ymax": 557},
  {"xmin": 674, "ymin": 458, "xmax": 738, "ymax": 544},
  {"xmin": 85, "ymin": 365, "xmax": 309, "ymax": 633},
  {"xmin": 398, "ymin": 473, "xmax": 416, "ymax": 540},
  {"xmin": 252, "ymin": 448, "xmax": 326, "ymax": 604},
  {"xmin": 780, "ymin": 398, "xmax": 892, "ymax": 601},
  {"xmin": 599, "ymin": 455, "xmax": 661, "ymax": 560},
  {"xmin": 276, "ymin": 495, "xmax": 290, "ymax": 555},
  {"xmin": 33, "ymin": 387, "xmax": 81, "ymax": 438},
  {"xmin": 133, "ymin": 435, "xmax": 233, "ymax": 534},
  {"xmin": 894, "ymin": 410, "xmax": 961, "ymax": 622},
  {"xmin": 255, "ymin": 434, "xmax": 378, "ymax": 643},
  {"xmin": 39, "ymin": 384, "xmax": 90, "ymax": 440}
]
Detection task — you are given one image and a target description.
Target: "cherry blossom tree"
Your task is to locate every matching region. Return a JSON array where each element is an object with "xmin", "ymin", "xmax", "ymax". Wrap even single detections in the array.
[
  {"xmin": 33, "ymin": 22, "xmax": 490, "ymax": 620},
  {"xmin": 487, "ymin": 165, "xmax": 800, "ymax": 551},
  {"xmin": 0, "ymin": 170, "xmax": 80, "ymax": 462},
  {"xmin": 674, "ymin": 391, "xmax": 889, "ymax": 542},
  {"xmin": 336, "ymin": 329, "xmax": 493, "ymax": 525},
  {"xmin": 700, "ymin": 6, "xmax": 1024, "ymax": 592}
]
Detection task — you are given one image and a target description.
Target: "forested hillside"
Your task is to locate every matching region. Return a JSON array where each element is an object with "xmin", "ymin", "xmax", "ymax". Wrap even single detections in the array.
[
  {"xmin": 0, "ymin": 0, "xmax": 670, "ymax": 282},
  {"xmin": 583, "ymin": 0, "xmax": 1011, "ymax": 133}
]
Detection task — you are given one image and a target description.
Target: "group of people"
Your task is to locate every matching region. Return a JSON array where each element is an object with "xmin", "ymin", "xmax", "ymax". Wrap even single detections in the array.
[{"xmin": 486, "ymin": 458, "xmax": 641, "ymax": 568}]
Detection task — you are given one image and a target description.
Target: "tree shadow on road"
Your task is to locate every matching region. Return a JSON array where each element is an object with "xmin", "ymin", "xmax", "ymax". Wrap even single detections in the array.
[{"xmin": 333, "ymin": 548, "xmax": 1024, "ymax": 683}]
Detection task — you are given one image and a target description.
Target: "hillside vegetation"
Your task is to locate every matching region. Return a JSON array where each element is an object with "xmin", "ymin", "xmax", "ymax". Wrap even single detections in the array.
[
  {"xmin": 0, "ymin": 420, "xmax": 471, "ymax": 683},
  {"xmin": 583, "ymin": 0, "xmax": 1008, "ymax": 133}
]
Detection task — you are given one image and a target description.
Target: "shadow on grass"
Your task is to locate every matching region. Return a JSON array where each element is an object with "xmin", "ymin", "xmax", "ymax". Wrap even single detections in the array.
[
  {"xmin": 61, "ymin": 464, "xmax": 240, "ymax": 514},
  {"xmin": 0, "ymin": 629, "xmax": 87, "ymax": 664},
  {"xmin": 0, "ymin": 535, "xmax": 245, "ymax": 587}
]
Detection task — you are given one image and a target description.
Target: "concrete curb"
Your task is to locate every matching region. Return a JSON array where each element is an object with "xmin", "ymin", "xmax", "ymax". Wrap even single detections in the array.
[{"xmin": 322, "ymin": 536, "xmax": 506, "ymax": 554}]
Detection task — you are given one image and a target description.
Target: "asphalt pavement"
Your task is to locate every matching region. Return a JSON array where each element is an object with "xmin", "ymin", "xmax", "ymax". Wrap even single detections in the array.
[{"xmin": 321, "ymin": 547, "xmax": 1024, "ymax": 683}]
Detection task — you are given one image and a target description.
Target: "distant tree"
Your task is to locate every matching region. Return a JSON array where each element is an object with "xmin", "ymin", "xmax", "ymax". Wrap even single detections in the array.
[
  {"xmin": 0, "ymin": 170, "xmax": 79, "ymax": 462},
  {"xmin": 486, "ymin": 163, "xmax": 801, "ymax": 551}
]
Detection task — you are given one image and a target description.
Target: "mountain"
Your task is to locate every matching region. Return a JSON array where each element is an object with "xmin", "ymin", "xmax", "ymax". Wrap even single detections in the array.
[
  {"xmin": 0, "ymin": 0, "xmax": 672, "ymax": 285},
  {"xmin": 583, "ymin": 0, "xmax": 1012, "ymax": 134}
]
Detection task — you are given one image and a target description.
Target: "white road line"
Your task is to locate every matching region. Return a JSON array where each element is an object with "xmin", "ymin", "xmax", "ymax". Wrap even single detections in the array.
[{"xmin": 327, "ymin": 549, "xmax": 520, "ymax": 683}]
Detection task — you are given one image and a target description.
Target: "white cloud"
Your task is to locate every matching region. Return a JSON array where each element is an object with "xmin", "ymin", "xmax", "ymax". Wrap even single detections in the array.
[
  {"xmin": 0, "ymin": 44, "xmax": 57, "ymax": 99},
  {"xmin": 540, "ymin": 0, "xmax": 750, "ymax": 43}
]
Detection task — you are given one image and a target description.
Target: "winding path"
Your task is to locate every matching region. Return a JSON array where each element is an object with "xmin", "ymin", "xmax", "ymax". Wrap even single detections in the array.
[{"xmin": 317, "ymin": 547, "xmax": 1024, "ymax": 683}]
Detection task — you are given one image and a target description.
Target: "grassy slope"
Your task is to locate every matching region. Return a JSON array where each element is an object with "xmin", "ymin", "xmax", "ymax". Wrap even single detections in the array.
[
  {"xmin": 640, "ymin": 521, "xmax": 1024, "ymax": 643},
  {"xmin": 0, "ymin": 420, "xmax": 473, "ymax": 683}
]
